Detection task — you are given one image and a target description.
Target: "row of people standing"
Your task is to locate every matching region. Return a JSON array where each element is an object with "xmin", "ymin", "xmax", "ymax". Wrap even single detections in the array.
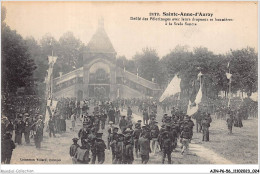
[
  {"xmin": 1, "ymin": 113, "xmax": 44, "ymax": 164},
  {"xmin": 1, "ymin": 113, "xmax": 44, "ymax": 147}
]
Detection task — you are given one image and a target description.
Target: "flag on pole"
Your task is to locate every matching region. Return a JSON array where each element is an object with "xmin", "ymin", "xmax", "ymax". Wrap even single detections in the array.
[
  {"xmin": 187, "ymin": 100, "xmax": 199, "ymax": 116},
  {"xmin": 195, "ymin": 83, "xmax": 202, "ymax": 104},
  {"xmin": 197, "ymin": 71, "xmax": 203, "ymax": 80},
  {"xmin": 226, "ymin": 73, "xmax": 232, "ymax": 79},
  {"xmin": 187, "ymin": 72, "xmax": 203, "ymax": 116},
  {"xmin": 45, "ymin": 100, "xmax": 58, "ymax": 125},
  {"xmin": 48, "ymin": 56, "xmax": 57, "ymax": 65},
  {"xmin": 45, "ymin": 56, "xmax": 58, "ymax": 124},
  {"xmin": 250, "ymin": 92, "xmax": 258, "ymax": 102},
  {"xmin": 159, "ymin": 75, "xmax": 181, "ymax": 102}
]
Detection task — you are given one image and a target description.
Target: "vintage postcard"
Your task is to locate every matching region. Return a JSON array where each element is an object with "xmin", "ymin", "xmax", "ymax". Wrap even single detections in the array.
[{"xmin": 1, "ymin": 1, "xmax": 259, "ymax": 173}]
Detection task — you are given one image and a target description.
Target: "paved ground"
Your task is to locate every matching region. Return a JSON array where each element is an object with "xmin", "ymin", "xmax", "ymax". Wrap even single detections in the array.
[{"xmin": 10, "ymin": 107, "xmax": 257, "ymax": 164}]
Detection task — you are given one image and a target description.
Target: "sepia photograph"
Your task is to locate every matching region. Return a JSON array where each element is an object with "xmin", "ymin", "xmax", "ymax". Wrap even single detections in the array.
[{"xmin": 0, "ymin": 1, "xmax": 259, "ymax": 172}]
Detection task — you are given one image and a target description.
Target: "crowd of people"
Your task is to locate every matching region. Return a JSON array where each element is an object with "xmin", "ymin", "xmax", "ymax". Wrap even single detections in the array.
[
  {"xmin": 2, "ymin": 94, "xmax": 44, "ymax": 120},
  {"xmin": 1, "ymin": 95, "xmax": 249, "ymax": 164},
  {"xmin": 1, "ymin": 94, "xmax": 46, "ymax": 164},
  {"xmin": 1, "ymin": 113, "xmax": 45, "ymax": 164},
  {"xmin": 68, "ymin": 99, "xmax": 215, "ymax": 164}
]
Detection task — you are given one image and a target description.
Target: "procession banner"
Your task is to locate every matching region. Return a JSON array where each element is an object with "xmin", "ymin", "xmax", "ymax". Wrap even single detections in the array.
[{"xmin": 159, "ymin": 75, "xmax": 181, "ymax": 102}]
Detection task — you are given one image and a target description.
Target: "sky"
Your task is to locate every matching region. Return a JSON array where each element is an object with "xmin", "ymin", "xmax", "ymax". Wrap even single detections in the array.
[{"xmin": 2, "ymin": 1, "xmax": 258, "ymax": 59}]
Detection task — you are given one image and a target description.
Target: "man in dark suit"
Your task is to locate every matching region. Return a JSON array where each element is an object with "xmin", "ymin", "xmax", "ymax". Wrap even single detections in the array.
[{"xmin": 138, "ymin": 133, "xmax": 151, "ymax": 164}]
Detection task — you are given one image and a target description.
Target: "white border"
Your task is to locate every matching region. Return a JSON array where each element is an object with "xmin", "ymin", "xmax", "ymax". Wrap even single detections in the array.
[
  {"xmin": 1, "ymin": 164, "xmax": 260, "ymax": 174},
  {"xmin": 0, "ymin": 0, "xmax": 259, "ymax": 174}
]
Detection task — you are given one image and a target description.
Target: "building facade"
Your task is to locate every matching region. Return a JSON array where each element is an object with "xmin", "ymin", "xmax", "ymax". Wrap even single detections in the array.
[{"xmin": 53, "ymin": 20, "xmax": 161, "ymax": 100}]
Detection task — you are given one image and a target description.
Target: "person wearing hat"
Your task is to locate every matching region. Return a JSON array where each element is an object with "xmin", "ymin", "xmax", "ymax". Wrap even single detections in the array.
[
  {"xmin": 142, "ymin": 108, "xmax": 149, "ymax": 125},
  {"xmin": 158, "ymin": 125, "xmax": 166, "ymax": 152},
  {"xmin": 171, "ymin": 107, "xmax": 176, "ymax": 117},
  {"xmin": 24, "ymin": 116, "xmax": 31, "ymax": 144},
  {"xmin": 115, "ymin": 107, "xmax": 121, "ymax": 125},
  {"xmin": 1, "ymin": 116, "xmax": 8, "ymax": 142},
  {"xmin": 48, "ymin": 116, "xmax": 56, "ymax": 138},
  {"xmin": 82, "ymin": 102, "xmax": 89, "ymax": 116},
  {"xmin": 88, "ymin": 127, "xmax": 97, "ymax": 164},
  {"xmin": 226, "ymin": 112, "xmax": 234, "ymax": 134},
  {"xmin": 100, "ymin": 112, "xmax": 107, "ymax": 130},
  {"xmin": 71, "ymin": 113, "xmax": 76, "ymax": 132},
  {"xmin": 138, "ymin": 133, "xmax": 151, "ymax": 164},
  {"xmin": 126, "ymin": 116, "xmax": 133, "ymax": 129},
  {"xmin": 149, "ymin": 111, "xmax": 156, "ymax": 124},
  {"xmin": 119, "ymin": 116, "xmax": 128, "ymax": 133},
  {"xmin": 74, "ymin": 139, "xmax": 90, "ymax": 164},
  {"xmin": 136, "ymin": 120, "xmax": 142, "ymax": 128},
  {"xmin": 93, "ymin": 133, "xmax": 106, "ymax": 164},
  {"xmin": 133, "ymin": 122, "xmax": 142, "ymax": 158},
  {"xmin": 108, "ymin": 107, "xmax": 116, "ymax": 124},
  {"xmin": 78, "ymin": 123, "xmax": 89, "ymax": 145},
  {"xmin": 107, "ymin": 121, "xmax": 114, "ymax": 150},
  {"xmin": 34, "ymin": 118, "xmax": 44, "ymax": 148},
  {"xmin": 149, "ymin": 117, "xmax": 156, "ymax": 127},
  {"xmin": 5, "ymin": 118, "xmax": 14, "ymax": 138},
  {"xmin": 170, "ymin": 124, "xmax": 178, "ymax": 151},
  {"xmin": 186, "ymin": 115, "xmax": 194, "ymax": 141},
  {"xmin": 192, "ymin": 110, "xmax": 203, "ymax": 133},
  {"xmin": 114, "ymin": 133, "xmax": 125, "ymax": 164},
  {"xmin": 206, "ymin": 113, "xmax": 212, "ymax": 125},
  {"xmin": 127, "ymin": 106, "xmax": 132, "ymax": 117},
  {"xmin": 14, "ymin": 115, "xmax": 25, "ymax": 145},
  {"xmin": 160, "ymin": 131, "xmax": 173, "ymax": 164},
  {"xmin": 124, "ymin": 130, "xmax": 134, "ymax": 164},
  {"xmin": 201, "ymin": 116, "xmax": 210, "ymax": 142},
  {"xmin": 70, "ymin": 138, "xmax": 80, "ymax": 164},
  {"xmin": 180, "ymin": 116, "xmax": 189, "ymax": 133},
  {"xmin": 150, "ymin": 121, "xmax": 159, "ymax": 155},
  {"xmin": 109, "ymin": 127, "xmax": 119, "ymax": 162},
  {"xmin": 180, "ymin": 125, "xmax": 191, "ymax": 155},
  {"xmin": 54, "ymin": 112, "xmax": 61, "ymax": 133},
  {"xmin": 141, "ymin": 124, "xmax": 150, "ymax": 139},
  {"xmin": 2, "ymin": 132, "xmax": 16, "ymax": 164},
  {"xmin": 94, "ymin": 104, "xmax": 99, "ymax": 115},
  {"xmin": 93, "ymin": 115, "xmax": 100, "ymax": 133}
]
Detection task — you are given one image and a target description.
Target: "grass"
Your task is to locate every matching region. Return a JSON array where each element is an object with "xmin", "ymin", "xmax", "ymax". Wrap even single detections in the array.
[
  {"xmin": 136, "ymin": 107, "xmax": 258, "ymax": 164},
  {"xmin": 189, "ymin": 118, "xmax": 258, "ymax": 164}
]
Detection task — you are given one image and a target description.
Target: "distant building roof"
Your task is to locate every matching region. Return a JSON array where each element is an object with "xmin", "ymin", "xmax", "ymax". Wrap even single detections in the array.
[{"xmin": 87, "ymin": 18, "xmax": 116, "ymax": 54}]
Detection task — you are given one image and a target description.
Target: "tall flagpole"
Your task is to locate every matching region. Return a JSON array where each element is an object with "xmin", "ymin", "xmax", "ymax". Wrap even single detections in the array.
[
  {"xmin": 45, "ymin": 40, "xmax": 57, "ymax": 126},
  {"xmin": 228, "ymin": 68, "xmax": 231, "ymax": 107},
  {"xmin": 199, "ymin": 72, "xmax": 202, "ymax": 112}
]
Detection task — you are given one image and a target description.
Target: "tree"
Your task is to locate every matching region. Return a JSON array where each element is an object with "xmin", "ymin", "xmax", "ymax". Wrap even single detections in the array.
[
  {"xmin": 25, "ymin": 37, "xmax": 48, "ymax": 82},
  {"xmin": 116, "ymin": 55, "xmax": 137, "ymax": 74},
  {"xmin": 25, "ymin": 37, "xmax": 48, "ymax": 97},
  {"xmin": 229, "ymin": 47, "xmax": 258, "ymax": 96},
  {"xmin": 192, "ymin": 47, "xmax": 228, "ymax": 100},
  {"xmin": 133, "ymin": 48, "xmax": 166, "ymax": 85},
  {"xmin": 1, "ymin": 6, "xmax": 36, "ymax": 94},
  {"xmin": 56, "ymin": 32, "xmax": 85, "ymax": 75},
  {"xmin": 161, "ymin": 45, "xmax": 194, "ymax": 101},
  {"xmin": 161, "ymin": 46, "xmax": 230, "ymax": 103}
]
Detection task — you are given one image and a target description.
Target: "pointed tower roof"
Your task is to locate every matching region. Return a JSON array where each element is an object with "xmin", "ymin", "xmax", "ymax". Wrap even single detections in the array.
[{"xmin": 87, "ymin": 18, "xmax": 116, "ymax": 53}]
